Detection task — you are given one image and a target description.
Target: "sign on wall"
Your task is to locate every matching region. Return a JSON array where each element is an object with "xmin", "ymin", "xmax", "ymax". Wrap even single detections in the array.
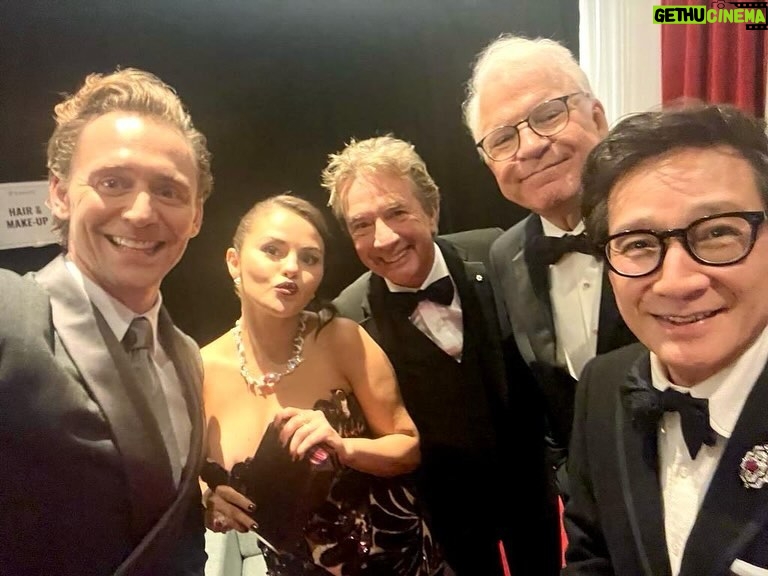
[{"xmin": 0, "ymin": 181, "xmax": 57, "ymax": 250}]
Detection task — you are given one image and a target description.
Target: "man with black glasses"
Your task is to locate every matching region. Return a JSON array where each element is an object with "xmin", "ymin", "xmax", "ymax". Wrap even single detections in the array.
[
  {"xmin": 564, "ymin": 104, "xmax": 768, "ymax": 576},
  {"xmin": 461, "ymin": 35, "xmax": 636, "ymax": 500}
]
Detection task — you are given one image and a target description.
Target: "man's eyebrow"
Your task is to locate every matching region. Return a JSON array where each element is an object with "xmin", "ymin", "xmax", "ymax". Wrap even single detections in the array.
[
  {"xmin": 347, "ymin": 214, "xmax": 371, "ymax": 227},
  {"xmin": 381, "ymin": 200, "xmax": 406, "ymax": 212}
]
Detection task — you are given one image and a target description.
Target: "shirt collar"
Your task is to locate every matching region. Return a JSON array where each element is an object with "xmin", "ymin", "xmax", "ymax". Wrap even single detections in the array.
[
  {"xmin": 650, "ymin": 324, "xmax": 768, "ymax": 438},
  {"xmin": 385, "ymin": 242, "xmax": 450, "ymax": 293},
  {"xmin": 64, "ymin": 258, "xmax": 162, "ymax": 352},
  {"xmin": 540, "ymin": 217, "xmax": 585, "ymax": 238}
]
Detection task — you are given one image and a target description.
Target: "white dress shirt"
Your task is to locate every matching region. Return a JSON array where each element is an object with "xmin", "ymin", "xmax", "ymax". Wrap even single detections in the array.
[
  {"xmin": 385, "ymin": 243, "xmax": 463, "ymax": 360},
  {"xmin": 64, "ymin": 259, "xmax": 191, "ymax": 483},
  {"xmin": 652, "ymin": 325, "xmax": 768, "ymax": 575},
  {"xmin": 542, "ymin": 218, "xmax": 603, "ymax": 379}
]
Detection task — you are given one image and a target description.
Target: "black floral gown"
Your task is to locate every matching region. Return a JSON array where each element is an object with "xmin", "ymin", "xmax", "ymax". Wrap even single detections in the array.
[{"xmin": 208, "ymin": 390, "xmax": 445, "ymax": 576}]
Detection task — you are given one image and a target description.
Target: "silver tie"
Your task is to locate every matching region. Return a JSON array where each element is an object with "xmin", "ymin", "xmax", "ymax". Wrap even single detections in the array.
[{"xmin": 123, "ymin": 317, "xmax": 181, "ymax": 485}]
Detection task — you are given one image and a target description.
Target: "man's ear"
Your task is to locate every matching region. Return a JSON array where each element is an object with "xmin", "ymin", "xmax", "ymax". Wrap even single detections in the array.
[
  {"xmin": 591, "ymin": 98, "xmax": 610, "ymax": 137},
  {"xmin": 190, "ymin": 201, "xmax": 204, "ymax": 238},
  {"xmin": 430, "ymin": 201, "xmax": 440, "ymax": 236},
  {"xmin": 48, "ymin": 176, "xmax": 70, "ymax": 220}
]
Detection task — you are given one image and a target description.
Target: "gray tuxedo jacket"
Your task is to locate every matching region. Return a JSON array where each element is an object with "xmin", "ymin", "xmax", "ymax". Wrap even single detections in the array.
[
  {"xmin": 488, "ymin": 214, "xmax": 636, "ymax": 464},
  {"xmin": 564, "ymin": 343, "xmax": 768, "ymax": 576},
  {"xmin": 0, "ymin": 255, "xmax": 206, "ymax": 576}
]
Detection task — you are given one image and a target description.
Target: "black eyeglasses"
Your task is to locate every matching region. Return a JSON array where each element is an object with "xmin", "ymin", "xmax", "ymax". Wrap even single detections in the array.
[
  {"xmin": 475, "ymin": 92, "xmax": 585, "ymax": 162},
  {"xmin": 604, "ymin": 211, "xmax": 766, "ymax": 278}
]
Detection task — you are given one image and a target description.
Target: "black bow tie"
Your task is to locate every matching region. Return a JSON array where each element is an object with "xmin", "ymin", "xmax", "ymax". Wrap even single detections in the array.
[
  {"xmin": 528, "ymin": 233, "xmax": 593, "ymax": 267},
  {"xmin": 622, "ymin": 369, "xmax": 717, "ymax": 459},
  {"xmin": 661, "ymin": 388, "xmax": 716, "ymax": 459},
  {"xmin": 390, "ymin": 276, "xmax": 454, "ymax": 315}
]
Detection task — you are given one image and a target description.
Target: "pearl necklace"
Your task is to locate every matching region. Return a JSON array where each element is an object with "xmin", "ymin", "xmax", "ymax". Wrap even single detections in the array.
[{"xmin": 232, "ymin": 313, "xmax": 307, "ymax": 396}]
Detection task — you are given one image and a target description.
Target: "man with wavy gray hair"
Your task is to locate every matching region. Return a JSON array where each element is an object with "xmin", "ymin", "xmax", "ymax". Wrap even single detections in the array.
[
  {"xmin": 0, "ymin": 68, "xmax": 212, "ymax": 575},
  {"xmin": 327, "ymin": 134, "xmax": 560, "ymax": 576},
  {"xmin": 462, "ymin": 35, "xmax": 636, "ymax": 500}
]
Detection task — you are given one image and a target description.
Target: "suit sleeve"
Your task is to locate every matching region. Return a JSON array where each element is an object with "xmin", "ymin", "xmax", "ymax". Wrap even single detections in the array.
[
  {"xmin": 171, "ymin": 488, "xmax": 207, "ymax": 575},
  {"xmin": 561, "ymin": 358, "xmax": 615, "ymax": 576}
]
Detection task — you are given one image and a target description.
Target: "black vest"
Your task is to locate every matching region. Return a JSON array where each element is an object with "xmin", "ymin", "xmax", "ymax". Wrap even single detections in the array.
[{"xmin": 366, "ymin": 245, "xmax": 513, "ymax": 572}]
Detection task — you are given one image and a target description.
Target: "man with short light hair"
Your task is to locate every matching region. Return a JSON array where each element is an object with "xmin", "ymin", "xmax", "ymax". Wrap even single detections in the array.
[{"xmin": 0, "ymin": 68, "xmax": 212, "ymax": 575}]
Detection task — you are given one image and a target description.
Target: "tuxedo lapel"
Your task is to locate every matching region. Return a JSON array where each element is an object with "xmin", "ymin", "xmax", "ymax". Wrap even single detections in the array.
[
  {"xmin": 518, "ymin": 216, "xmax": 558, "ymax": 365},
  {"xmin": 437, "ymin": 238, "xmax": 509, "ymax": 408},
  {"xmin": 117, "ymin": 309, "xmax": 206, "ymax": 576},
  {"xmin": 596, "ymin": 268, "xmax": 636, "ymax": 355},
  {"xmin": 680, "ymin": 368, "xmax": 768, "ymax": 576},
  {"xmin": 34, "ymin": 256, "xmax": 177, "ymax": 537},
  {"xmin": 618, "ymin": 354, "xmax": 671, "ymax": 576},
  {"xmin": 365, "ymin": 273, "xmax": 397, "ymax": 353},
  {"xmin": 157, "ymin": 307, "xmax": 204, "ymax": 481}
]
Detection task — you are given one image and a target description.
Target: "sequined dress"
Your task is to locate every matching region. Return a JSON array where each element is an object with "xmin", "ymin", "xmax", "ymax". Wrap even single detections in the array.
[{"xmin": 211, "ymin": 390, "xmax": 444, "ymax": 576}]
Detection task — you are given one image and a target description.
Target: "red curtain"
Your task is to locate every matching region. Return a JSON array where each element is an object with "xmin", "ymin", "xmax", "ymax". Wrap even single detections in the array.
[{"xmin": 661, "ymin": 0, "xmax": 767, "ymax": 117}]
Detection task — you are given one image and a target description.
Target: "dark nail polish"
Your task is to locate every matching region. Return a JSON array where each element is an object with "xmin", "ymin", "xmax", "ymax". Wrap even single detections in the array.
[
  {"xmin": 250, "ymin": 522, "xmax": 259, "ymax": 531},
  {"xmin": 248, "ymin": 503, "xmax": 256, "ymax": 513}
]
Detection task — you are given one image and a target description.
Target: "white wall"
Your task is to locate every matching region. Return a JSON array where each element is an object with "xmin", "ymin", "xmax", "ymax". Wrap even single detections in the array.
[{"xmin": 579, "ymin": 0, "xmax": 663, "ymax": 127}]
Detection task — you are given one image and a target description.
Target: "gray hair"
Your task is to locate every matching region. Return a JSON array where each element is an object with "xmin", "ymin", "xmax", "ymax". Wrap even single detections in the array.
[
  {"xmin": 321, "ymin": 134, "xmax": 440, "ymax": 234},
  {"xmin": 462, "ymin": 34, "xmax": 594, "ymax": 141}
]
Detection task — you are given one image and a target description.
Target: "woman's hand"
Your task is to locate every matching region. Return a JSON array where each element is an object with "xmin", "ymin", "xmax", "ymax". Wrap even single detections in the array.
[
  {"xmin": 203, "ymin": 484, "xmax": 258, "ymax": 534},
  {"xmin": 274, "ymin": 407, "xmax": 347, "ymax": 464}
]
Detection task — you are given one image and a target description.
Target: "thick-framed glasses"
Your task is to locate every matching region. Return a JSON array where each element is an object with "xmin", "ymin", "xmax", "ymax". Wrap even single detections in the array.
[
  {"xmin": 604, "ymin": 211, "xmax": 766, "ymax": 278},
  {"xmin": 475, "ymin": 92, "xmax": 585, "ymax": 162}
]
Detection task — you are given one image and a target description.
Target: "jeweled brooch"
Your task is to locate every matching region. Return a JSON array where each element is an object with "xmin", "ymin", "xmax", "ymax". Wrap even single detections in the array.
[{"xmin": 739, "ymin": 444, "xmax": 768, "ymax": 488}]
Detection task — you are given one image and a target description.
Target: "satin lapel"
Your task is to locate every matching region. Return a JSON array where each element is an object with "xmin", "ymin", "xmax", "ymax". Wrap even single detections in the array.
[
  {"xmin": 437, "ymin": 238, "xmax": 508, "ymax": 408},
  {"xmin": 115, "ymin": 309, "xmax": 206, "ymax": 576},
  {"xmin": 157, "ymin": 307, "xmax": 204, "ymax": 482},
  {"xmin": 680, "ymin": 367, "xmax": 768, "ymax": 576},
  {"xmin": 596, "ymin": 268, "xmax": 636, "ymax": 354},
  {"xmin": 358, "ymin": 277, "xmax": 382, "ymax": 344},
  {"xmin": 519, "ymin": 216, "xmax": 557, "ymax": 365},
  {"xmin": 617, "ymin": 354, "xmax": 671, "ymax": 576},
  {"xmin": 34, "ymin": 256, "xmax": 177, "ymax": 537}
]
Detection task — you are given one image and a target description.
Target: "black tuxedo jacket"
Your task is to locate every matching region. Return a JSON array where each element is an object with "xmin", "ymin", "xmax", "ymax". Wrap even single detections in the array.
[
  {"xmin": 489, "ymin": 215, "xmax": 636, "ymax": 466},
  {"xmin": 0, "ymin": 256, "xmax": 206, "ymax": 576},
  {"xmin": 564, "ymin": 343, "xmax": 768, "ymax": 576},
  {"xmin": 334, "ymin": 230, "xmax": 560, "ymax": 576}
]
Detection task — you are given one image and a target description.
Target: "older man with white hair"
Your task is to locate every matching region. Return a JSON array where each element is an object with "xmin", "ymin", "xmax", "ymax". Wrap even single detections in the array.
[{"xmin": 462, "ymin": 35, "xmax": 637, "ymax": 499}]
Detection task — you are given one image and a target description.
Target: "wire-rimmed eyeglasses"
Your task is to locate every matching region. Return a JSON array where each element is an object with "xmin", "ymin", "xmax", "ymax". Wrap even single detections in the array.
[
  {"xmin": 603, "ymin": 211, "xmax": 766, "ymax": 278},
  {"xmin": 475, "ymin": 92, "xmax": 585, "ymax": 162}
]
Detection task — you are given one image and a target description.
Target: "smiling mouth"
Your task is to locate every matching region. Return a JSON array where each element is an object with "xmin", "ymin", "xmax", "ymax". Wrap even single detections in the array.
[
  {"xmin": 108, "ymin": 235, "xmax": 162, "ymax": 254},
  {"xmin": 379, "ymin": 249, "xmax": 410, "ymax": 265},
  {"xmin": 654, "ymin": 309, "xmax": 722, "ymax": 325},
  {"xmin": 521, "ymin": 158, "xmax": 568, "ymax": 182}
]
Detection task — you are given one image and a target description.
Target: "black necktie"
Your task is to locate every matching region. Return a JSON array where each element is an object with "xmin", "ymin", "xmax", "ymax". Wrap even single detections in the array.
[
  {"xmin": 528, "ymin": 233, "xmax": 593, "ymax": 267},
  {"xmin": 123, "ymin": 317, "xmax": 181, "ymax": 484},
  {"xmin": 622, "ymin": 368, "xmax": 717, "ymax": 460},
  {"xmin": 391, "ymin": 276, "xmax": 454, "ymax": 315}
]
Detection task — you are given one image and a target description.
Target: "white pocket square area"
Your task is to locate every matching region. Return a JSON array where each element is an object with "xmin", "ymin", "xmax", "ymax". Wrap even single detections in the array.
[{"xmin": 731, "ymin": 559, "xmax": 768, "ymax": 576}]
